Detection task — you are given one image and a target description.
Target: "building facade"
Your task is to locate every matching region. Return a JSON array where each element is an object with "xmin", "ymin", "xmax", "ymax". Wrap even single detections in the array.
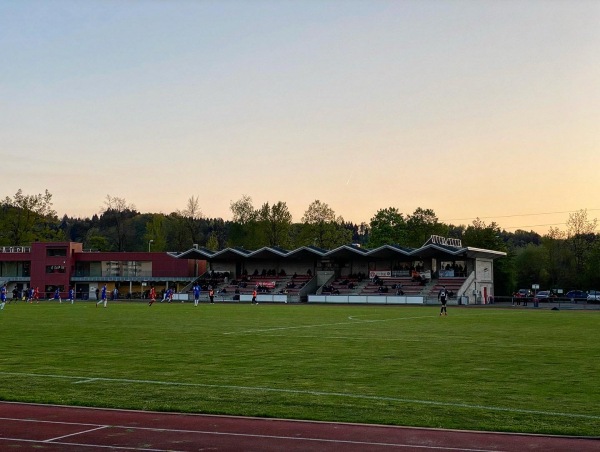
[{"xmin": 0, "ymin": 242, "xmax": 202, "ymax": 300}]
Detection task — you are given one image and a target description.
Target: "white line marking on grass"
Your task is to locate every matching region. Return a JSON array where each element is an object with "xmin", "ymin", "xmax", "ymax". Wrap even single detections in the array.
[
  {"xmin": 74, "ymin": 378, "xmax": 100, "ymax": 384},
  {"xmin": 1, "ymin": 371, "xmax": 599, "ymax": 421},
  {"xmin": 224, "ymin": 314, "xmax": 435, "ymax": 335},
  {"xmin": 349, "ymin": 315, "xmax": 435, "ymax": 323},
  {"xmin": 45, "ymin": 425, "xmax": 108, "ymax": 442},
  {"xmin": 259, "ymin": 334, "xmax": 553, "ymax": 348},
  {"xmin": 223, "ymin": 320, "xmax": 360, "ymax": 335},
  {"xmin": 224, "ymin": 312, "xmax": 495, "ymax": 336},
  {"xmin": 259, "ymin": 334, "xmax": 441, "ymax": 343}
]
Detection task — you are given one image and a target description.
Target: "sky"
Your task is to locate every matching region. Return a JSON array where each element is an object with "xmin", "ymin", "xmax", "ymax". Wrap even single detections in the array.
[{"xmin": 1, "ymin": 0, "xmax": 599, "ymax": 235}]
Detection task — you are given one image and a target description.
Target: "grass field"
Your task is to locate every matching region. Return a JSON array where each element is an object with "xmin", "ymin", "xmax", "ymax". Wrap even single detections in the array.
[{"xmin": 1, "ymin": 301, "xmax": 599, "ymax": 437}]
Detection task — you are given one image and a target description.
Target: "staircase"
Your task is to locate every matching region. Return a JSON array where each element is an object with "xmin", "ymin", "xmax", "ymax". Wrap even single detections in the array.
[
  {"xmin": 419, "ymin": 280, "xmax": 437, "ymax": 298},
  {"xmin": 179, "ymin": 274, "xmax": 206, "ymax": 293}
]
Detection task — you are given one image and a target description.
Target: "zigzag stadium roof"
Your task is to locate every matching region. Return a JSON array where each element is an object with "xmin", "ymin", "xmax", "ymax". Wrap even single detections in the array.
[
  {"xmin": 365, "ymin": 244, "xmax": 413, "ymax": 258},
  {"xmin": 323, "ymin": 244, "xmax": 368, "ymax": 259},
  {"xmin": 175, "ymin": 242, "xmax": 506, "ymax": 262}
]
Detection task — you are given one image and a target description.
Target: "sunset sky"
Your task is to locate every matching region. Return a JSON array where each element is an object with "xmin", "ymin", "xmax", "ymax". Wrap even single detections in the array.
[{"xmin": 2, "ymin": 0, "xmax": 599, "ymax": 235}]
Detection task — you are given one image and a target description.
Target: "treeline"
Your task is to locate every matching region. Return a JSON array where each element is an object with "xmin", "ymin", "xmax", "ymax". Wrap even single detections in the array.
[{"xmin": 1, "ymin": 190, "xmax": 599, "ymax": 295}]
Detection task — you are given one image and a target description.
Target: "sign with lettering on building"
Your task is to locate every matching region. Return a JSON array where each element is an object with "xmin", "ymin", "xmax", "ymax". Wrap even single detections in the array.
[
  {"xmin": 0, "ymin": 246, "xmax": 31, "ymax": 253},
  {"xmin": 369, "ymin": 270, "xmax": 392, "ymax": 279},
  {"xmin": 425, "ymin": 236, "xmax": 462, "ymax": 248}
]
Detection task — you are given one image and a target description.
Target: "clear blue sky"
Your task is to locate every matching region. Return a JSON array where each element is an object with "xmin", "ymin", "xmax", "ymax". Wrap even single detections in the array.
[{"xmin": 2, "ymin": 0, "xmax": 599, "ymax": 234}]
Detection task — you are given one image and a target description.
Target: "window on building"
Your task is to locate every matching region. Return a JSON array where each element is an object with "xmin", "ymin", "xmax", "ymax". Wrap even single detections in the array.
[
  {"xmin": 22, "ymin": 262, "xmax": 30, "ymax": 277},
  {"xmin": 47, "ymin": 248, "xmax": 67, "ymax": 257}
]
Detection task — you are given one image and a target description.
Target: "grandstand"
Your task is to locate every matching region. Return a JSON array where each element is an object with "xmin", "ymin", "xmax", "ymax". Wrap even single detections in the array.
[{"xmin": 175, "ymin": 236, "xmax": 504, "ymax": 305}]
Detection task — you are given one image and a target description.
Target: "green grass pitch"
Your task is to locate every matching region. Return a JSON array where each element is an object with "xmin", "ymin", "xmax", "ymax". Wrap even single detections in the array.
[{"xmin": 1, "ymin": 301, "xmax": 599, "ymax": 436}]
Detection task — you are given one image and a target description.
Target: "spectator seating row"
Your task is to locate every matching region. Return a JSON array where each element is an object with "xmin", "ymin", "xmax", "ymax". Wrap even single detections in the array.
[
  {"xmin": 208, "ymin": 274, "xmax": 466, "ymax": 299},
  {"xmin": 359, "ymin": 277, "xmax": 423, "ymax": 295},
  {"xmin": 216, "ymin": 274, "xmax": 313, "ymax": 296},
  {"xmin": 321, "ymin": 277, "xmax": 363, "ymax": 295}
]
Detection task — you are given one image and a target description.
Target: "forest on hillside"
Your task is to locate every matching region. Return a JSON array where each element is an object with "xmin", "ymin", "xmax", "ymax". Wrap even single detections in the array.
[{"xmin": 1, "ymin": 189, "xmax": 599, "ymax": 296}]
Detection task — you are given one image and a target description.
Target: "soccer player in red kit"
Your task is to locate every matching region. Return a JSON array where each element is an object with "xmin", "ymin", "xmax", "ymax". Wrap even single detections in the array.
[{"xmin": 148, "ymin": 286, "xmax": 156, "ymax": 306}]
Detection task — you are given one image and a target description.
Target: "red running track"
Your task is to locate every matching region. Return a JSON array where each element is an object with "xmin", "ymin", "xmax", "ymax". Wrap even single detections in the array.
[{"xmin": 0, "ymin": 401, "xmax": 598, "ymax": 451}]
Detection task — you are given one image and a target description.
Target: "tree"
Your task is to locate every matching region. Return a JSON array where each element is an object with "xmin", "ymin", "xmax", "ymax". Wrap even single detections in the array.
[
  {"xmin": 301, "ymin": 200, "xmax": 351, "ymax": 249},
  {"xmin": 566, "ymin": 209, "xmax": 598, "ymax": 284},
  {"xmin": 230, "ymin": 195, "xmax": 257, "ymax": 224},
  {"xmin": 367, "ymin": 207, "xmax": 406, "ymax": 247},
  {"xmin": 541, "ymin": 227, "xmax": 570, "ymax": 289},
  {"xmin": 258, "ymin": 201, "xmax": 293, "ymax": 247},
  {"xmin": 494, "ymin": 250, "xmax": 516, "ymax": 297},
  {"xmin": 166, "ymin": 212, "xmax": 191, "ymax": 251},
  {"xmin": 514, "ymin": 244, "xmax": 550, "ymax": 290},
  {"xmin": 229, "ymin": 195, "xmax": 260, "ymax": 248},
  {"xmin": 145, "ymin": 214, "xmax": 168, "ymax": 252},
  {"xmin": 64, "ymin": 215, "xmax": 94, "ymax": 243},
  {"xmin": 584, "ymin": 239, "xmax": 600, "ymax": 290},
  {"xmin": 84, "ymin": 227, "xmax": 110, "ymax": 251},
  {"xmin": 447, "ymin": 224, "xmax": 466, "ymax": 241},
  {"xmin": 356, "ymin": 222, "xmax": 370, "ymax": 245},
  {"xmin": 0, "ymin": 189, "xmax": 64, "ymax": 245},
  {"xmin": 206, "ymin": 232, "xmax": 219, "ymax": 251},
  {"xmin": 405, "ymin": 208, "xmax": 448, "ymax": 247},
  {"xmin": 203, "ymin": 217, "xmax": 227, "ymax": 250},
  {"xmin": 507, "ymin": 229, "xmax": 542, "ymax": 248},
  {"xmin": 99, "ymin": 195, "xmax": 137, "ymax": 251},
  {"xmin": 462, "ymin": 218, "xmax": 506, "ymax": 251},
  {"xmin": 180, "ymin": 195, "xmax": 203, "ymax": 246}
]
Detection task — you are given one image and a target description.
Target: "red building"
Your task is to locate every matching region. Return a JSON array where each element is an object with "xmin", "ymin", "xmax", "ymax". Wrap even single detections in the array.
[{"xmin": 0, "ymin": 242, "xmax": 204, "ymax": 300}]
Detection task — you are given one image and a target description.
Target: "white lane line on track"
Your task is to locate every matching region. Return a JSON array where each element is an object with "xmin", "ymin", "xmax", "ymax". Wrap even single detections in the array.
[
  {"xmin": 45, "ymin": 425, "xmax": 109, "ymax": 442},
  {"xmin": 0, "ymin": 419, "xmax": 508, "ymax": 452},
  {"xmin": 1, "ymin": 372, "xmax": 599, "ymax": 421},
  {"xmin": 0, "ymin": 416, "xmax": 99, "ymax": 426},
  {"xmin": 0, "ymin": 438, "xmax": 179, "ymax": 451}
]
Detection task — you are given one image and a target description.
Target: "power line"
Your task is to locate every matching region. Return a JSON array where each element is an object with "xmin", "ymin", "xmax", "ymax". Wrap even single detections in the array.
[
  {"xmin": 502, "ymin": 222, "xmax": 567, "ymax": 231},
  {"xmin": 443, "ymin": 208, "xmax": 600, "ymax": 222}
]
